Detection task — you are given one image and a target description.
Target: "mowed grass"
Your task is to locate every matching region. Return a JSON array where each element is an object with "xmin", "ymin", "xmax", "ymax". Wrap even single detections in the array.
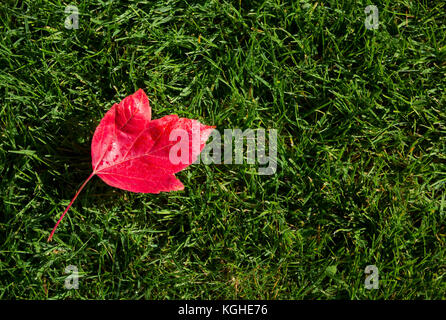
[{"xmin": 0, "ymin": 0, "xmax": 445, "ymax": 299}]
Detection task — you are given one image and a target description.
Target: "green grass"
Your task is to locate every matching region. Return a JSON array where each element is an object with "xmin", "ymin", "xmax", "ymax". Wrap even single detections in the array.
[{"xmin": 1, "ymin": 0, "xmax": 445, "ymax": 299}]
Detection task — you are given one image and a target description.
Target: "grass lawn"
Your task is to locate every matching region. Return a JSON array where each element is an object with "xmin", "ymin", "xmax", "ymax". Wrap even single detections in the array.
[{"xmin": 0, "ymin": 0, "xmax": 445, "ymax": 299}]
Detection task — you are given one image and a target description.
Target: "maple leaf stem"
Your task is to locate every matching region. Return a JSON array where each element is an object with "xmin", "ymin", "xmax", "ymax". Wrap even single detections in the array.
[{"xmin": 47, "ymin": 172, "xmax": 96, "ymax": 242}]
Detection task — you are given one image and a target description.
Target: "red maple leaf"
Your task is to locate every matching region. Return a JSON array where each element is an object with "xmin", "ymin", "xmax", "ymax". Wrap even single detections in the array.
[{"xmin": 48, "ymin": 89, "xmax": 215, "ymax": 241}]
